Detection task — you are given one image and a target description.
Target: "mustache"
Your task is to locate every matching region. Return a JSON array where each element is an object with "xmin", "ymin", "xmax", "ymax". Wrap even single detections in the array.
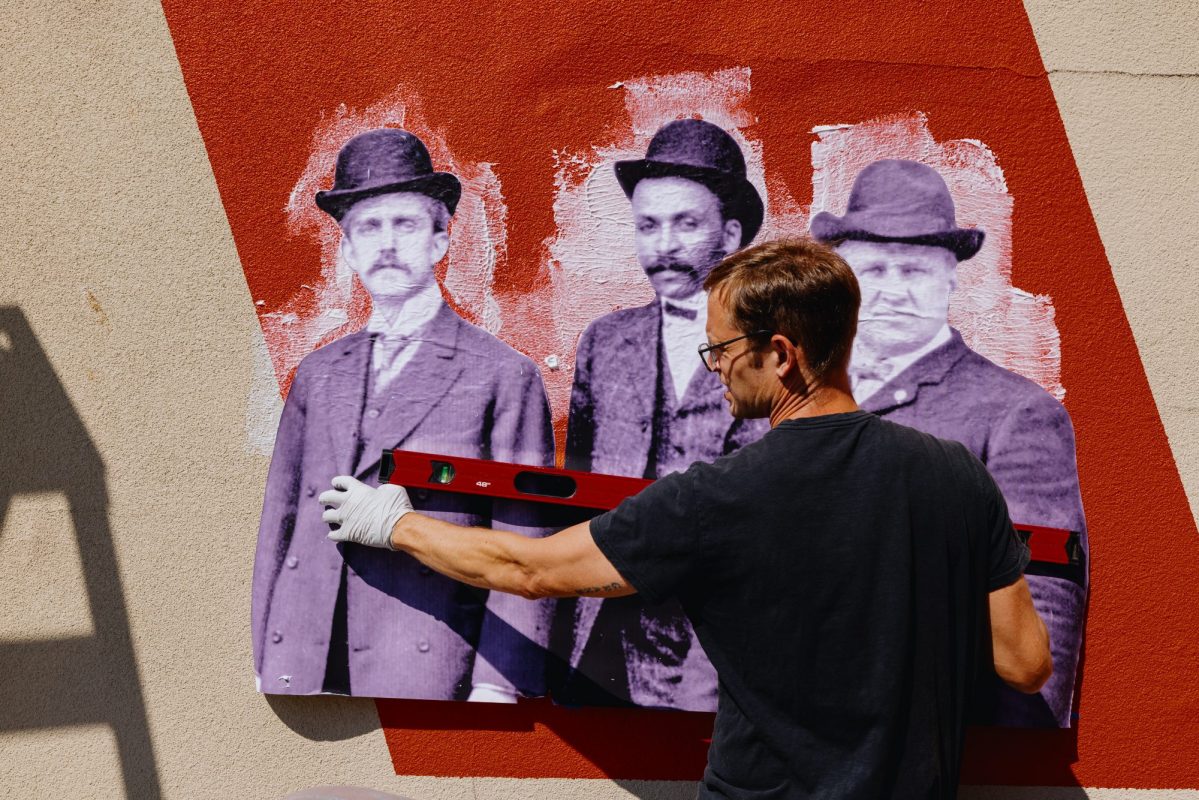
[
  {"xmin": 367, "ymin": 256, "xmax": 408, "ymax": 272},
  {"xmin": 644, "ymin": 260, "xmax": 699, "ymax": 276},
  {"xmin": 861, "ymin": 309, "xmax": 940, "ymax": 321}
]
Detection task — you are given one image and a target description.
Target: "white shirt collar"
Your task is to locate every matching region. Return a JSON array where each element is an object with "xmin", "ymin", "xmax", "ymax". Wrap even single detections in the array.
[
  {"xmin": 364, "ymin": 283, "xmax": 444, "ymax": 339},
  {"xmin": 660, "ymin": 290, "xmax": 707, "ymax": 315},
  {"xmin": 851, "ymin": 324, "xmax": 953, "ymax": 403},
  {"xmin": 886, "ymin": 323, "xmax": 953, "ymax": 378}
]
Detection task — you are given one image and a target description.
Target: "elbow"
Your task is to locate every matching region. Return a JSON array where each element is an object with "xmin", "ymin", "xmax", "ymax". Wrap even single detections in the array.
[
  {"xmin": 1006, "ymin": 659, "xmax": 1052, "ymax": 695},
  {"xmin": 1000, "ymin": 644, "xmax": 1053, "ymax": 694},
  {"xmin": 1027, "ymin": 646, "xmax": 1054, "ymax": 693}
]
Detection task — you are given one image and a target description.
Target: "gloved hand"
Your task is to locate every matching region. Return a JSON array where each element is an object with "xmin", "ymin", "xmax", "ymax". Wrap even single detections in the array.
[{"xmin": 320, "ymin": 475, "xmax": 413, "ymax": 550}]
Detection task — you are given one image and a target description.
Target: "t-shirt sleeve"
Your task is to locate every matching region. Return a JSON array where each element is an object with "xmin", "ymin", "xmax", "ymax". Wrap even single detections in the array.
[
  {"xmin": 978, "ymin": 459, "xmax": 1031, "ymax": 591},
  {"xmin": 588, "ymin": 469, "xmax": 702, "ymax": 606}
]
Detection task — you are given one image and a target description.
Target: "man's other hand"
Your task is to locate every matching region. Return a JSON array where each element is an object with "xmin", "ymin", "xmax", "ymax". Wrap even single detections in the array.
[{"xmin": 320, "ymin": 476, "xmax": 413, "ymax": 550}]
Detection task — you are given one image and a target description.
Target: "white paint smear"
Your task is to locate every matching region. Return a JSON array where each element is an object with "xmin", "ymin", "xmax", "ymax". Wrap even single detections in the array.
[
  {"xmin": 248, "ymin": 80, "xmax": 1064, "ymax": 449},
  {"xmin": 262, "ymin": 86, "xmax": 508, "ymax": 400},
  {"xmin": 539, "ymin": 67, "xmax": 809, "ymax": 420},
  {"xmin": 810, "ymin": 112, "xmax": 1064, "ymax": 399}
]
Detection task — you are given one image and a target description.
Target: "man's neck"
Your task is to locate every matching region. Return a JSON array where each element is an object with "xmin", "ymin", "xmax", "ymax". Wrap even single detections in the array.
[
  {"xmin": 366, "ymin": 283, "xmax": 444, "ymax": 336},
  {"xmin": 769, "ymin": 376, "xmax": 859, "ymax": 427}
]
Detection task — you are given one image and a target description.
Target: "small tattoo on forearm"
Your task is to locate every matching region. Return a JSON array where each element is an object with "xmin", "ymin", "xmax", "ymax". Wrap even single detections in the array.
[{"xmin": 577, "ymin": 581, "xmax": 624, "ymax": 596}]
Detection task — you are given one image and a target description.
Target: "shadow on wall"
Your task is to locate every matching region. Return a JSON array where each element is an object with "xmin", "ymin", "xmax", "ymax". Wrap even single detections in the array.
[
  {"xmin": 0, "ymin": 306, "xmax": 162, "ymax": 799},
  {"xmin": 265, "ymin": 693, "xmax": 380, "ymax": 741}
]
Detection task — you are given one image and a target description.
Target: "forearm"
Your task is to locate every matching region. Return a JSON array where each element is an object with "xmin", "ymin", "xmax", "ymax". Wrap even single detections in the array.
[
  {"xmin": 990, "ymin": 577, "xmax": 1054, "ymax": 693},
  {"xmin": 390, "ymin": 513, "xmax": 540, "ymax": 598},
  {"xmin": 323, "ymin": 476, "xmax": 629, "ymax": 598}
]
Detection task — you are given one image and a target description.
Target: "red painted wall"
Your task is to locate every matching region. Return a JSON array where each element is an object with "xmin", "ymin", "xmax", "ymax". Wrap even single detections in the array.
[{"xmin": 162, "ymin": 0, "xmax": 1199, "ymax": 787}]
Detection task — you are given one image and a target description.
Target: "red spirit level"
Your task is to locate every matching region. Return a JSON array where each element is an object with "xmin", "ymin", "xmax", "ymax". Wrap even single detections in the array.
[
  {"xmin": 380, "ymin": 449, "xmax": 651, "ymax": 511},
  {"xmin": 380, "ymin": 449, "xmax": 1084, "ymax": 583}
]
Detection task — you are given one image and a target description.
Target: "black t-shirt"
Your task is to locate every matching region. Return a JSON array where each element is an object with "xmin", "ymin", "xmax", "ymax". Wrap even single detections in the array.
[{"xmin": 590, "ymin": 411, "xmax": 1029, "ymax": 799}]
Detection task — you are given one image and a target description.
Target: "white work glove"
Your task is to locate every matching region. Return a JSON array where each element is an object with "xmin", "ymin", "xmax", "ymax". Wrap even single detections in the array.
[{"xmin": 320, "ymin": 475, "xmax": 412, "ymax": 550}]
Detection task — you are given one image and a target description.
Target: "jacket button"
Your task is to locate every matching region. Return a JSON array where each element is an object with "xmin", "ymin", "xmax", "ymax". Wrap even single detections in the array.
[
  {"xmin": 417, "ymin": 639, "xmax": 430, "ymax": 653},
  {"xmin": 306, "ymin": 485, "xmax": 316, "ymax": 497},
  {"xmin": 271, "ymin": 631, "xmax": 283, "ymax": 644},
  {"xmin": 893, "ymin": 389, "xmax": 909, "ymax": 402},
  {"xmin": 366, "ymin": 408, "xmax": 381, "ymax": 419},
  {"xmin": 286, "ymin": 556, "xmax": 299, "ymax": 569}
]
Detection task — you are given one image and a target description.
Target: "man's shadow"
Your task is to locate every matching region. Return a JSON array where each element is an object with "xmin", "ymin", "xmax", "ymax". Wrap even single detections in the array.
[{"xmin": 0, "ymin": 306, "xmax": 162, "ymax": 799}]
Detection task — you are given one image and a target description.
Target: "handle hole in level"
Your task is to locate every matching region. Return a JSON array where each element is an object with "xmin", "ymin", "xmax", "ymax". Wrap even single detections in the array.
[{"xmin": 513, "ymin": 471, "xmax": 577, "ymax": 499}]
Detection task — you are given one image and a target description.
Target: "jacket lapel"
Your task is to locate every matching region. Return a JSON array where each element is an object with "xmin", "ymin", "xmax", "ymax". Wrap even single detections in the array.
[
  {"xmin": 606, "ymin": 302, "xmax": 661, "ymax": 473},
  {"xmin": 324, "ymin": 331, "xmax": 373, "ymax": 477},
  {"xmin": 679, "ymin": 359, "xmax": 723, "ymax": 410},
  {"xmin": 354, "ymin": 303, "xmax": 465, "ymax": 477},
  {"xmin": 861, "ymin": 328, "xmax": 971, "ymax": 415}
]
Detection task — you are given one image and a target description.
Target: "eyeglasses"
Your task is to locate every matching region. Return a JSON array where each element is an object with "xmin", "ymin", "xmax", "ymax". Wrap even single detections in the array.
[{"xmin": 697, "ymin": 330, "xmax": 771, "ymax": 372}]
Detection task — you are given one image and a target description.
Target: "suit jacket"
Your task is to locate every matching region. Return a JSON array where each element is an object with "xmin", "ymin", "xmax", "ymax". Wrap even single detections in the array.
[
  {"xmin": 565, "ymin": 301, "xmax": 765, "ymax": 476},
  {"xmin": 251, "ymin": 304, "xmax": 554, "ymax": 699},
  {"xmin": 862, "ymin": 328, "xmax": 1087, "ymax": 727},
  {"xmin": 560, "ymin": 301, "xmax": 766, "ymax": 708}
]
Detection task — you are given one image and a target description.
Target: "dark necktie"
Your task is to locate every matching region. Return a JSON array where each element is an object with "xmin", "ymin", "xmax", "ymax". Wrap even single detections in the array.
[{"xmin": 663, "ymin": 303, "xmax": 698, "ymax": 321}]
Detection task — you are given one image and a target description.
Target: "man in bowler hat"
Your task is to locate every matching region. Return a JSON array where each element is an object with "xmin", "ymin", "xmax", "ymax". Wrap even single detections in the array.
[
  {"xmin": 811, "ymin": 159, "xmax": 1087, "ymax": 727},
  {"xmin": 252, "ymin": 128, "xmax": 555, "ymax": 700},
  {"xmin": 556, "ymin": 119, "xmax": 768, "ymax": 710}
]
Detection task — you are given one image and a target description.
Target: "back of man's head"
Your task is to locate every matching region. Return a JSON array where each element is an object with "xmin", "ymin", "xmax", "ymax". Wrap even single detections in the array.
[{"xmin": 704, "ymin": 238, "xmax": 860, "ymax": 382}]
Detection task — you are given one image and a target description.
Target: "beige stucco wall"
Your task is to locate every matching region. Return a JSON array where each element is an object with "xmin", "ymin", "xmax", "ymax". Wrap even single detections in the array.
[
  {"xmin": 0, "ymin": 0, "xmax": 1194, "ymax": 797},
  {"xmin": 1025, "ymin": 0, "xmax": 1199, "ymax": 520}
]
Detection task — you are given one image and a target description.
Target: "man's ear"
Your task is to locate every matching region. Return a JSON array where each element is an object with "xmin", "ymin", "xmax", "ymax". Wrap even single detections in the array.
[
  {"xmin": 771, "ymin": 334, "xmax": 795, "ymax": 377},
  {"xmin": 773, "ymin": 335, "xmax": 812, "ymax": 395},
  {"xmin": 722, "ymin": 218, "xmax": 742, "ymax": 254},
  {"xmin": 431, "ymin": 230, "xmax": 450, "ymax": 264}
]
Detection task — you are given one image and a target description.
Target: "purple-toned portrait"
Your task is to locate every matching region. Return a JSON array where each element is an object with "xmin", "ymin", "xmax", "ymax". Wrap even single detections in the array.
[
  {"xmin": 552, "ymin": 119, "xmax": 770, "ymax": 711},
  {"xmin": 251, "ymin": 129, "xmax": 555, "ymax": 701},
  {"xmin": 811, "ymin": 158, "xmax": 1088, "ymax": 727}
]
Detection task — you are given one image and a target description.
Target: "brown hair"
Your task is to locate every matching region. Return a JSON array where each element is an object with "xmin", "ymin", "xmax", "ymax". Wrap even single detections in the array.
[{"xmin": 703, "ymin": 238, "xmax": 860, "ymax": 381}]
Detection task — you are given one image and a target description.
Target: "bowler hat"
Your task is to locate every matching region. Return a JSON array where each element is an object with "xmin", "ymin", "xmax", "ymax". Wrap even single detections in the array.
[
  {"xmin": 614, "ymin": 119, "xmax": 764, "ymax": 246},
  {"xmin": 315, "ymin": 129, "xmax": 462, "ymax": 222},
  {"xmin": 809, "ymin": 159, "xmax": 984, "ymax": 261}
]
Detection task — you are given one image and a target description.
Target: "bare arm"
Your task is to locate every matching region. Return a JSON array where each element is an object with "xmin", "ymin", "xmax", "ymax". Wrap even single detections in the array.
[
  {"xmin": 390, "ymin": 514, "xmax": 636, "ymax": 600},
  {"xmin": 989, "ymin": 575, "xmax": 1053, "ymax": 693}
]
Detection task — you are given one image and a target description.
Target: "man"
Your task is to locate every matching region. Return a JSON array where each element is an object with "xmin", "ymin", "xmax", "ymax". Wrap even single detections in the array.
[
  {"xmin": 320, "ymin": 239, "xmax": 1052, "ymax": 799},
  {"xmin": 559, "ymin": 118, "xmax": 769, "ymax": 710},
  {"xmin": 251, "ymin": 128, "xmax": 555, "ymax": 700},
  {"xmin": 810, "ymin": 158, "xmax": 1087, "ymax": 727}
]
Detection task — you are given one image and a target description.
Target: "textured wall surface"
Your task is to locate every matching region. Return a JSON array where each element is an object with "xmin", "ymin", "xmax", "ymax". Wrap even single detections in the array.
[{"xmin": 0, "ymin": 0, "xmax": 1195, "ymax": 798}]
